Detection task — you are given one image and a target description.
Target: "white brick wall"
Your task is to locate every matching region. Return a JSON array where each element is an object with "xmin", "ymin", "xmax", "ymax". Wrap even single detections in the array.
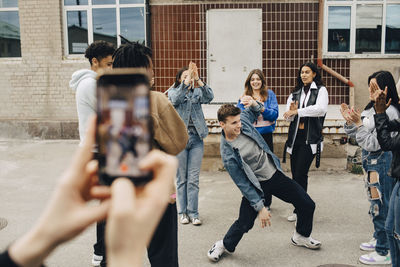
[
  {"xmin": 0, "ymin": 0, "xmax": 88, "ymax": 121},
  {"xmin": 0, "ymin": 0, "xmax": 397, "ymax": 124}
]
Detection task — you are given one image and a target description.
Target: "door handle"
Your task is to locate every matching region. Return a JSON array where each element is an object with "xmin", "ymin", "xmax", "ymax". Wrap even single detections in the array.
[{"xmin": 210, "ymin": 59, "xmax": 216, "ymax": 62}]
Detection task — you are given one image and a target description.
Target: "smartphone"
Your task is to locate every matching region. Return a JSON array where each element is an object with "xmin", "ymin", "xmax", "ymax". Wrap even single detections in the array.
[{"xmin": 96, "ymin": 68, "xmax": 153, "ymax": 186}]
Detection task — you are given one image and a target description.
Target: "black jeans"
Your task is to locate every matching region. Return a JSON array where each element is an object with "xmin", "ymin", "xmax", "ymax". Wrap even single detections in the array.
[
  {"xmin": 94, "ymin": 220, "xmax": 105, "ymax": 256},
  {"xmin": 93, "ymin": 152, "xmax": 106, "ymax": 258},
  {"xmin": 99, "ymin": 203, "xmax": 179, "ymax": 267},
  {"xmin": 147, "ymin": 202, "xmax": 179, "ymax": 267},
  {"xmin": 222, "ymin": 171, "xmax": 315, "ymax": 252},
  {"xmin": 290, "ymin": 129, "xmax": 315, "ymax": 214},
  {"xmin": 290, "ymin": 129, "xmax": 315, "ymax": 192},
  {"xmin": 261, "ymin": 132, "xmax": 273, "ymax": 207},
  {"xmin": 261, "ymin": 132, "xmax": 273, "ymax": 153}
]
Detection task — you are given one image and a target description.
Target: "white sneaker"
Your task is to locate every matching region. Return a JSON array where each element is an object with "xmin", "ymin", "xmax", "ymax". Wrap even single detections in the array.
[
  {"xmin": 192, "ymin": 218, "xmax": 202, "ymax": 226},
  {"xmin": 359, "ymin": 251, "xmax": 391, "ymax": 265},
  {"xmin": 180, "ymin": 214, "xmax": 189, "ymax": 224},
  {"xmin": 360, "ymin": 238, "xmax": 377, "ymax": 251},
  {"xmin": 207, "ymin": 240, "xmax": 225, "ymax": 262},
  {"xmin": 91, "ymin": 254, "xmax": 103, "ymax": 266},
  {"xmin": 291, "ymin": 231, "xmax": 321, "ymax": 250},
  {"xmin": 287, "ymin": 213, "xmax": 297, "ymax": 222}
]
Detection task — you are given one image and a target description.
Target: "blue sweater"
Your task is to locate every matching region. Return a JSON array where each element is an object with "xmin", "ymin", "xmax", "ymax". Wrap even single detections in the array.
[{"xmin": 237, "ymin": 89, "xmax": 279, "ymax": 134}]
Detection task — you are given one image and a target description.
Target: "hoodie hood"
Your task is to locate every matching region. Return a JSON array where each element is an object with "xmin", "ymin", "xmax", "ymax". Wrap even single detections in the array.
[{"xmin": 69, "ymin": 69, "xmax": 97, "ymax": 91}]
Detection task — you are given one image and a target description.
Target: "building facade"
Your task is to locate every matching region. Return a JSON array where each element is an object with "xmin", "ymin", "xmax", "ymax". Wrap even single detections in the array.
[{"xmin": 0, "ymin": 0, "xmax": 399, "ymax": 141}]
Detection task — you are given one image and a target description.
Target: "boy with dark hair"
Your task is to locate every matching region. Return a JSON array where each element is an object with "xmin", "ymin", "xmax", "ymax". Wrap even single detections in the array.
[
  {"xmin": 96, "ymin": 41, "xmax": 188, "ymax": 267},
  {"xmin": 85, "ymin": 41, "xmax": 116, "ymax": 67},
  {"xmin": 112, "ymin": 42, "xmax": 153, "ymax": 69},
  {"xmin": 70, "ymin": 40, "xmax": 115, "ymax": 146},
  {"xmin": 112, "ymin": 42, "xmax": 187, "ymax": 155},
  {"xmin": 69, "ymin": 40, "xmax": 115, "ymax": 266},
  {"xmin": 207, "ymin": 102, "xmax": 321, "ymax": 262}
]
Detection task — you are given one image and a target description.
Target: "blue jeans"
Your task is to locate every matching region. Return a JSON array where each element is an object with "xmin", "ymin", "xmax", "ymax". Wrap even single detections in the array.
[
  {"xmin": 362, "ymin": 150, "xmax": 394, "ymax": 256},
  {"xmin": 176, "ymin": 128, "xmax": 204, "ymax": 219},
  {"xmin": 386, "ymin": 181, "xmax": 400, "ymax": 267}
]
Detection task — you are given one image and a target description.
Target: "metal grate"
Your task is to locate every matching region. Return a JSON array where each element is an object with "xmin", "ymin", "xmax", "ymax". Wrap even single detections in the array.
[{"xmin": 150, "ymin": 2, "xmax": 350, "ymax": 104}]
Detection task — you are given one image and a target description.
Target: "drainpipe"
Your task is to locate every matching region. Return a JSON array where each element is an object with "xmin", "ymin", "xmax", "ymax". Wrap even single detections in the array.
[
  {"xmin": 318, "ymin": 0, "xmax": 355, "ymax": 106},
  {"xmin": 145, "ymin": 0, "xmax": 151, "ymax": 48}
]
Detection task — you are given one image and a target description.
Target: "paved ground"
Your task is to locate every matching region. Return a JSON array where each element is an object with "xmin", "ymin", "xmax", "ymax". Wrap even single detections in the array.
[{"xmin": 0, "ymin": 139, "xmax": 382, "ymax": 267}]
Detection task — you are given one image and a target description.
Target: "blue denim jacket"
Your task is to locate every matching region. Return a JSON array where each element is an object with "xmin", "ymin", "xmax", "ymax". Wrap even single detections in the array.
[
  {"xmin": 220, "ymin": 103, "xmax": 283, "ymax": 212},
  {"xmin": 168, "ymin": 82, "xmax": 214, "ymax": 139}
]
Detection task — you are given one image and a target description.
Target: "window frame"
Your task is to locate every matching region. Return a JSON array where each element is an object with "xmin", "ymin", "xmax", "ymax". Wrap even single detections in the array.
[
  {"xmin": 0, "ymin": 3, "xmax": 21, "ymax": 59},
  {"xmin": 324, "ymin": 0, "xmax": 400, "ymax": 58},
  {"xmin": 62, "ymin": 0, "xmax": 146, "ymax": 58}
]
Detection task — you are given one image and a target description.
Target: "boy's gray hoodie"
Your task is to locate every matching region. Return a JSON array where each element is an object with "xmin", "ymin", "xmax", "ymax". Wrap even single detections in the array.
[{"xmin": 69, "ymin": 69, "xmax": 97, "ymax": 146}]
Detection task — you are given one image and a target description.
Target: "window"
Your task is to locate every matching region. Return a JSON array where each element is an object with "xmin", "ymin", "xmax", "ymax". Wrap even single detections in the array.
[
  {"xmin": 325, "ymin": 0, "xmax": 400, "ymax": 56},
  {"xmin": 327, "ymin": 6, "xmax": 351, "ymax": 52},
  {"xmin": 63, "ymin": 0, "xmax": 146, "ymax": 55},
  {"xmin": 355, "ymin": 4, "xmax": 382, "ymax": 53},
  {"xmin": 386, "ymin": 4, "xmax": 400, "ymax": 53},
  {"xmin": 0, "ymin": 0, "xmax": 21, "ymax": 57}
]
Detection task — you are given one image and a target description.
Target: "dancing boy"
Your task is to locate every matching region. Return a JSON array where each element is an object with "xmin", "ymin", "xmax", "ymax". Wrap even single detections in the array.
[{"xmin": 207, "ymin": 99, "xmax": 321, "ymax": 262}]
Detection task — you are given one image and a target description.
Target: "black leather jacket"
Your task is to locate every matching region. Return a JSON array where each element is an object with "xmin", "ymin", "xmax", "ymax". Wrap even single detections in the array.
[
  {"xmin": 374, "ymin": 113, "xmax": 400, "ymax": 178},
  {"xmin": 283, "ymin": 86, "xmax": 326, "ymax": 168},
  {"xmin": 286, "ymin": 87, "xmax": 325, "ymax": 147}
]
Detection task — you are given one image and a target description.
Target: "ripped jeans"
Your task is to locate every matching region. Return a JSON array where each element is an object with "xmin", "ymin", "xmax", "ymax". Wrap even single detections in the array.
[
  {"xmin": 386, "ymin": 181, "xmax": 400, "ymax": 267},
  {"xmin": 362, "ymin": 150, "xmax": 394, "ymax": 256}
]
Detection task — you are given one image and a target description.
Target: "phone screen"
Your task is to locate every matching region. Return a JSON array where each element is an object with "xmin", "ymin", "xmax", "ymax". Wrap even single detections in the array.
[{"xmin": 96, "ymin": 70, "xmax": 152, "ymax": 185}]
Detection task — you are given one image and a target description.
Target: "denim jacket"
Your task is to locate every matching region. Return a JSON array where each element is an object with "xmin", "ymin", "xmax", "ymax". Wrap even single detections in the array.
[
  {"xmin": 220, "ymin": 103, "xmax": 283, "ymax": 212},
  {"xmin": 168, "ymin": 82, "xmax": 214, "ymax": 139}
]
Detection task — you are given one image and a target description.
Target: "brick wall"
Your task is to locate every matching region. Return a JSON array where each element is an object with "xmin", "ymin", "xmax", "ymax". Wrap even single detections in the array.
[
  {"xmin": 151, "ymin": 2, "xmax": 350, "ymax": 105},
  {"xmin": 0, "ymin": 0, "xmax": 85, "ymax": 121},
  {"xmin": 0, "ymin": 0, "xmax": 350, "ymax": 124}
]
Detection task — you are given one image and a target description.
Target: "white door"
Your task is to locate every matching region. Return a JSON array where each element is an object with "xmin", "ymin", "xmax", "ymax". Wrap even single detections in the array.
[{"xmin": 207, "ymin": 9, "xmax": 262, "ymax": 104}]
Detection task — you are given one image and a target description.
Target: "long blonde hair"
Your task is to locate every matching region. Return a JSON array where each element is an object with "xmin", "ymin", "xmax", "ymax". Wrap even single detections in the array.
[{"xmin": 244, "ymin": 69, "xmax": 268, "ymax": 102}]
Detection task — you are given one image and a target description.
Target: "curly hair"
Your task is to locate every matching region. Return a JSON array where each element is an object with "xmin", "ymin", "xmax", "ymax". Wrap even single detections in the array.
[
  {"xmin": 112, "ymin": 41, "xmax": 152, "ymax": 69},
  {"xmin": 84, "ymin": 40, "xmax": 115, "ymax": 66}
]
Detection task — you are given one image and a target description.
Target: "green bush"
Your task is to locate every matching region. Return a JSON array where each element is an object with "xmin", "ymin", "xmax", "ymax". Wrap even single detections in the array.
[{"xmin": 351, "ymin": 164, "xmax": 363, "ymax": 175}]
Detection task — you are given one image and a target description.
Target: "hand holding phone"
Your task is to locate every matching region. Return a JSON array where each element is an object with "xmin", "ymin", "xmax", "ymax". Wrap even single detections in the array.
[{"xmin": 96, "ymin": 68, "xmax": 153, "ymax": 186}]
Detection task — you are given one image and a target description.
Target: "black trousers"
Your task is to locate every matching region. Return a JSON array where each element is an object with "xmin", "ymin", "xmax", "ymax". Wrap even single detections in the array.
[
  {"xmin": 94, "ymin": 220, "xmax": 105, "ymax": 256},
  {"xmin": 222, "ymin": 171, "xmax": 315, "ymax": 252},
  {"xmin": 261, "ymin": 132, "xmax": 273, "ymax": 153},
  {"xmin": 99, "ymin": 203, "xmax": 179, "ymax": 267},
  {"xmin": 290, "ymin": 130, "xmax": 315, "ymax": 214},
  {"xmin": 148, "ymin": 202, "xmax": 179, "ymax": 267},
  {"xmin": 93, "ymin": 152, "xmax": 106, "ymax": 258},
  {"xmin": 261, "ymin": 132, "xmax": 273, "ymax": 207}
]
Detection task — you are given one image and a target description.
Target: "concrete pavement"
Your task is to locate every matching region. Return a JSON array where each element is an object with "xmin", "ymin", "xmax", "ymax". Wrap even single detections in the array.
[{"xmin": 0, "ymin": 139, "xmax": 381, "ymax": 266}]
